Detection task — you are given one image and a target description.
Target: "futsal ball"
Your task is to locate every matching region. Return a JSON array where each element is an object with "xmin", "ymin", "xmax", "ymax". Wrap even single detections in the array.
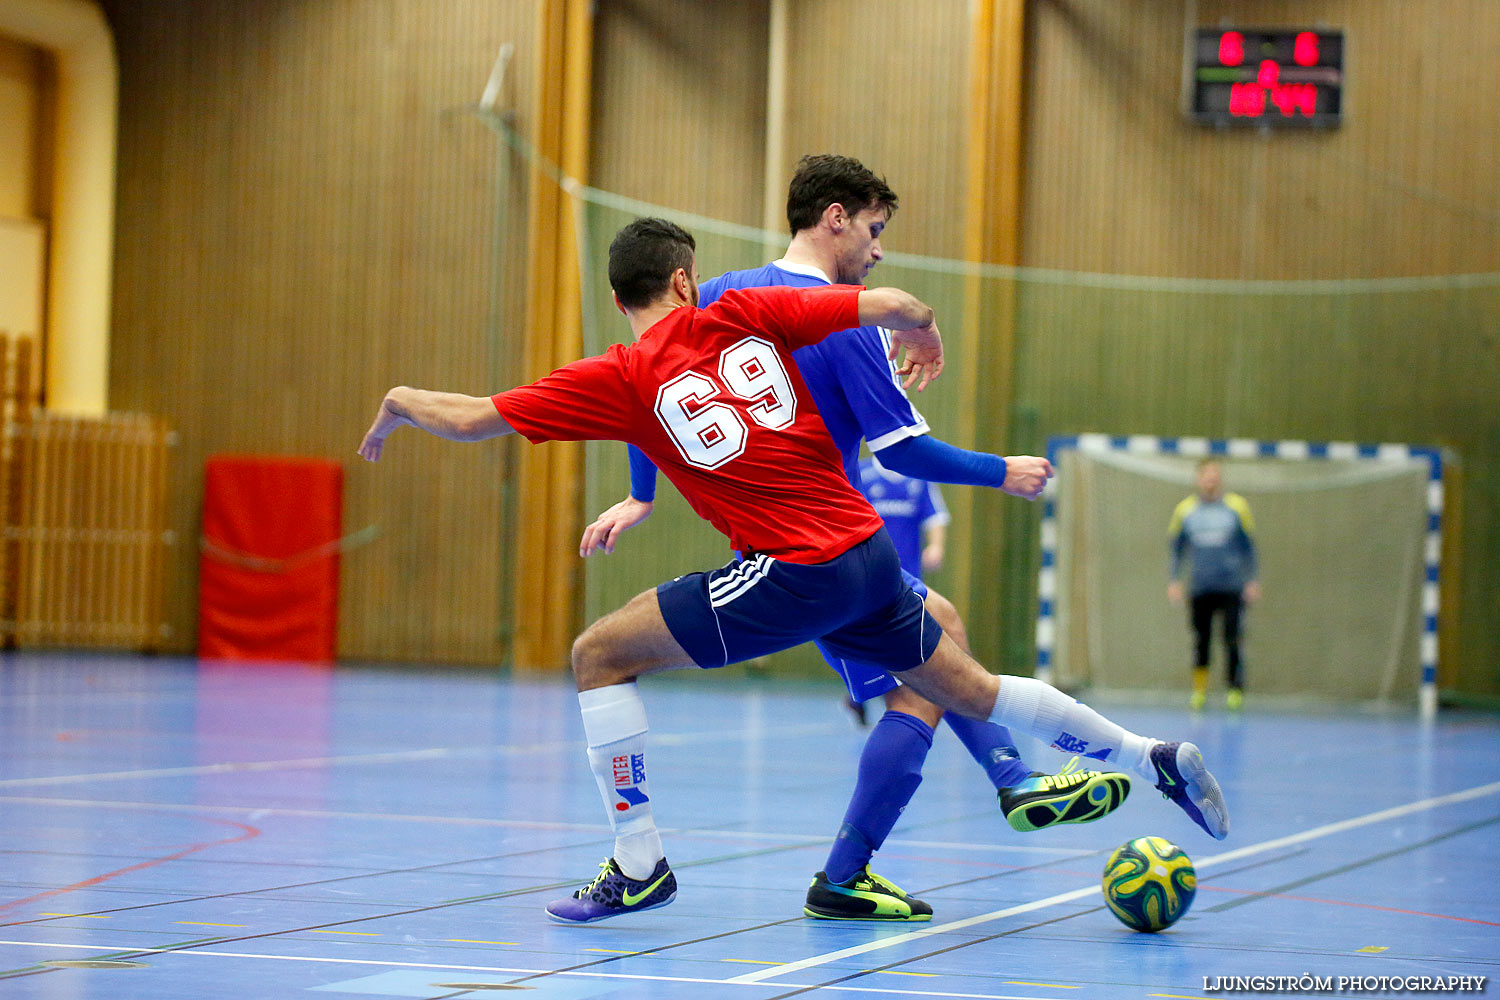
[{"xmin": 1101, "ymin": 836, "xmax": 1196, "ymax": 932}]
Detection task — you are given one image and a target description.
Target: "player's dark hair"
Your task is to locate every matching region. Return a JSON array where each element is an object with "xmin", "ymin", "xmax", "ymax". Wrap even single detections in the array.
[
  {"xmin": 786, "ymin": 154, "xmax": 898, "ymax": 235},
  {"xmin": 608, "ymin": 217, "xmax": 697, "ymax": 309}
]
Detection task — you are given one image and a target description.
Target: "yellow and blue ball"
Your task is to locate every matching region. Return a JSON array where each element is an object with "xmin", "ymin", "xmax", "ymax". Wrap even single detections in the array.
[{"xmin": 1101, "ymin": 836, "xmax": 1196, "ymax": 932}]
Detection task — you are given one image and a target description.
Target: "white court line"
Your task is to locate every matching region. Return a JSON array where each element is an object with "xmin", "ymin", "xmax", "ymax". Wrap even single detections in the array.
[
  {"xmin": 8, "ymin": 785, "xmax": 1494, "ymax": 992},
  {"xmin": 1192, "ymin": 780, "xmax": 1500, "ymax": 870},
  {"xmin": 9, "ymin": 777, "xmax": 1494, "ymax": 996},
  {"xmin": 0, "ymin": 795, "xmax": 1087, "ymax": 856},
  {"xmin": 0, "ymin": 749, "xmax": 461, "ymax": 788},
  {"xmin": 0, "ymin": 722, "xmax": 840, "ymax": 790},
  {"xmin": 0, "ymin": 794, "xmax": 612, "ymax": 833},
  {"xmin": 0, "ymin": 941, "xmax": 1046, "ymax": 998},
  {"xmin": 725, "ymin": 779, "xmax": 1500, "ymax": 985}
]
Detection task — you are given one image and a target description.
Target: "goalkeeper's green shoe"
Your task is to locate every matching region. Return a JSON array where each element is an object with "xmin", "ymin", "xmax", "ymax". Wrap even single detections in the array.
[
  {"xmin": 998, "ymin": 759, "xmax": 1131, "ymax": 833},
  {"xmin": 804, "ymin": 867, "xmax": 932, "ymax": 921}
]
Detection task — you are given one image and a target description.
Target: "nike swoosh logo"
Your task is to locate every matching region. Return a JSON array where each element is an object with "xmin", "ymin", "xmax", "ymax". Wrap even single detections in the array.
[
  {"xmin": 621, "ymin": 871, "xmax": 670, "ymax": 907},
  {"xmin": 1158, "ymin": 769, "xmax": 1179, "ymax": 789}
]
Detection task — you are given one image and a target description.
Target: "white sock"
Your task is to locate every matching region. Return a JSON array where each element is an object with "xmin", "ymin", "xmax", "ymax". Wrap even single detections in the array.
[
  {"xmin": 988, "ymin": 675, "xmax": 1157, "ymax": 779},
  {"xmin": 579, "ymin": 684, "xmax": 662, "ymax": 880}
]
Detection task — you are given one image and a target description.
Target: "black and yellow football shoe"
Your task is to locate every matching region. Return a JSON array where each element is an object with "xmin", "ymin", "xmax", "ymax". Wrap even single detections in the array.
[
  {"xmin": 804, "ymin": 866, "xmax": 933, "ymax": 921},
  {"xmin": 998, "ymin": 758, "xmax": 1131, "ymax": 833}
]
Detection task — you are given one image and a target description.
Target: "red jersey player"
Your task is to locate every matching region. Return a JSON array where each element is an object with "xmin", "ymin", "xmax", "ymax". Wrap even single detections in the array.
[{"xmin": 358, "ymin": 217, "xmax": 1229, "ymax": 925}]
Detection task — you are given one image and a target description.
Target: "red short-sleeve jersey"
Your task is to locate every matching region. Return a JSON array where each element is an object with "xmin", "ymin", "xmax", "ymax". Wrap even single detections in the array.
[{"xmin": 493, "ymin": 285, "xmax": 884, "ymax": 563}]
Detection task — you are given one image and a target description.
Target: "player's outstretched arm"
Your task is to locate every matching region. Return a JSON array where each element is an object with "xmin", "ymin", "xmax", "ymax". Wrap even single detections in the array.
[
  {"xmin": 874, "ymin": 437, "xmax": 1053, "ymax": 500},
  {"xmin": 856, "ymin": 287, "xmax": 934, "ymax": 331},
  {"xmin": 856, "ymin": 288, "xmax": 944, "ymax": 391},
  {"xmin": 887, "ymin": 321, "xmax": 943, "ymax": 392},
  {"xmin": 358, "ymin": 386, "xmax": 513, "ymax": 462},
  {"xmin": 581, "ymin": 444, "xmax": 660, "ymax": 556},
  {"xmin": 999, "ymin": 455, "xmax": 1054, "ymax": 501},
  {"xmin": 579, "ymin": 495, "xmax": 653, "ymax": 557}
]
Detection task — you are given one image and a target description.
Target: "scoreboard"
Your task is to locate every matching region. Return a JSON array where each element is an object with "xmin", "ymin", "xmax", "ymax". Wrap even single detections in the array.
[{"xmin": 1189, "ymin": 28, "xmax": 1343, "ymax": 128}]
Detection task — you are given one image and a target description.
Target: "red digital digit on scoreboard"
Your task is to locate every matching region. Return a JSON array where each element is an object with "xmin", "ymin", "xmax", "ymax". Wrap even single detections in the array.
[
  {"xmin": 1190, "ymin": 28, "xmax": 1343, "ymax": 128},
  {"xmin": 1219, "ymin": 31, "xmax": 1244, "ymax": 66},
  {"xmin": 1294, "ymin": 31, "xmax": 1319, "ymax": 67}
]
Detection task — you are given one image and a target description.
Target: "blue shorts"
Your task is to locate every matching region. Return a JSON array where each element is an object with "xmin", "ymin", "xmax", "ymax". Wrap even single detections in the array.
[
  {"xmin": 818, "ymin": 570, "xmax": 929, "ymax": 703},
  {"xmin": 656, "ymin": 528, "xmax": 942, "ymax": 673}
]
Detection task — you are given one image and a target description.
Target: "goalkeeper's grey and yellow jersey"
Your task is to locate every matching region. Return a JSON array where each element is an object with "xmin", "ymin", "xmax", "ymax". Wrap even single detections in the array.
[{"xmin": 1168, "ymin": 493, "xmax": 1258, "ymax": 595}]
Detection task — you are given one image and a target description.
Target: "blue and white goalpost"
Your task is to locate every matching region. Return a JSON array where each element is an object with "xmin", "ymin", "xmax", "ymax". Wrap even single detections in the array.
[{"xmin": 1035, "ymin": 434, "xmax": 1443, "ymax": 720}]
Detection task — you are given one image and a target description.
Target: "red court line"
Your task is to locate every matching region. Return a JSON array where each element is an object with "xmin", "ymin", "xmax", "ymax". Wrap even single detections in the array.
[
  {"xmin": 1197, "ymin": 883, "xmax": 1500, "ymax": 927},
  {"xmin": 0, "ymin": 816, "xmax": 261, "ymax": 915}
]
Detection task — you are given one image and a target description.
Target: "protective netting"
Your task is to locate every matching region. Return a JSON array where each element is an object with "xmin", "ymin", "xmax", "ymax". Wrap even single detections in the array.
[
  {"xmin": 474, "ymin": 107, "xmax": 1496, "ymax": 687},
  {"xmin": 1049, "ymin": 450, "xmax": 1430, "ymax": 703}
]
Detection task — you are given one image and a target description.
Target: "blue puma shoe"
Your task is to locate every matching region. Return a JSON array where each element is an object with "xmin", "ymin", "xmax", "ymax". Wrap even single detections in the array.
[
  {"xmin": 545, "ymin": 856, "xmax": 676, "ymax": 924},
  {"xmin": 1150, "ymin": 741, "xmax": 1229, "ymax": 840}
]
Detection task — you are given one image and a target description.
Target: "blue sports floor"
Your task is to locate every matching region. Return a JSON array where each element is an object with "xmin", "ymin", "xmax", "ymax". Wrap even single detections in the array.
[{"xmin": 1, "ymin": 653, "xmax": 1496, "ymax": 999}]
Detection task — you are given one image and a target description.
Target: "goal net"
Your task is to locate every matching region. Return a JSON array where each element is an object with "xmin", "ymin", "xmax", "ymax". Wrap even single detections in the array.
[{"xmin": 1042, "ymin": 437, "xmax": 1439, "ymax": 708}]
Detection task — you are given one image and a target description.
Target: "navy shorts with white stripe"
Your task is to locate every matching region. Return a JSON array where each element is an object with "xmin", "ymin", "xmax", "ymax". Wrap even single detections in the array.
[
  {"xmin": 816, "ymin": 567, "xmax": 930, "ymax": 704},
  {"xmin": 655, "ymin": 527, "xmax": 942, "ymax": 672}
]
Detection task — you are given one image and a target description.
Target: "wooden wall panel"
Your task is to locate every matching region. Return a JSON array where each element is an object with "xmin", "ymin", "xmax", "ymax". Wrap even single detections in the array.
[
  {"xmin": 7, "ymin": 410, "xmax": 170, "ymax": 649},
  {"xmin": 589, "ymin": 0, "xmax": 769, "ymax": 226},
  {"xmin": 590, "ymin": 0, "xmax": 971, "ymax": 256},
  {"xmin": 590, "ymin": 0, "xmax": 973, "ymax": 254},
  {"xmin": 0, "ymin": 35, "xmax": 45, "ymax": 219},
  {"xmin": 1025, "ymin": 0, "xmax": 1500, "ymax": 278},
  {"xmin": 0, "ymin": 217, "xmax": 46, "ymax": 357},
  {"xmin": 103, "ymin": 0, "xmax": 536, "ymax": 662},
  {"xmin": 781, "ymin": 0, "xmax": 972, "ymax": 258},
  {"xmin": 1, "ymin": 35, "xmax": 49, "ymax": 387}
]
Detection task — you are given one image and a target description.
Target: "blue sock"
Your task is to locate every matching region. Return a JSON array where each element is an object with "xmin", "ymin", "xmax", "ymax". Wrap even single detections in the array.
[
  {"xmin": 943, "ymin": 712, "xmax": 1033, "ymax": 790},
  {"xmin": 823, "ymin": 710, "xmax": 934, "ymax": 885}
]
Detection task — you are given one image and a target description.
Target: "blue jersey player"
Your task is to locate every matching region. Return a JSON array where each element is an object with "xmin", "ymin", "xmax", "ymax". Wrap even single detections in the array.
[
  {"xmin": 856, "ymin": 458, "xmax": 949, "ymax": 580},
  {"xmin": 581, "ymin": 156, "xmax": 1133, "ymax": 921},
  {"xmin": 845, "ymin": 459, "xmax": 949, "ymax": 724}
]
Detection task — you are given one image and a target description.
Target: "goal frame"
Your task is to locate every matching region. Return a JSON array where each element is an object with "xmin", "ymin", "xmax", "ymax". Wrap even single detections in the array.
[{"xmin": 1035, "ymin": 434, "xmax": 1444, "ymax": 719}]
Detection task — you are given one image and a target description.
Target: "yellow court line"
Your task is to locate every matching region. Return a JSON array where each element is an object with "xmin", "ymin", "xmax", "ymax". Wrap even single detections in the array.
[
  {"xmin": 39, "ymin": 913, "xmax": 108, "ymax": 919},
  {"xmin": 447, "ymin": 939, "xmax": 518, "ymax": 946},
  {"xmin": 1007, "ymin": 982, "xmax": 1080, "ymax": 989},
  {"xmin": 584, "ymin": 948, "xmax": 637, "ymax": 954},
  {"xmin": 876, "ymin": 969, "xmax": 937, "ymax": 977},
  {"xmin": 723, "ymin": 959, "xmax": 785, "ymax": 966},
  {"xmin": 310, "ymin": 930, "xmax": 381, "ymax": 937},
  {"xmin": 175, "ymin": 921, "xmax": 247, "ymax": 928}
]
